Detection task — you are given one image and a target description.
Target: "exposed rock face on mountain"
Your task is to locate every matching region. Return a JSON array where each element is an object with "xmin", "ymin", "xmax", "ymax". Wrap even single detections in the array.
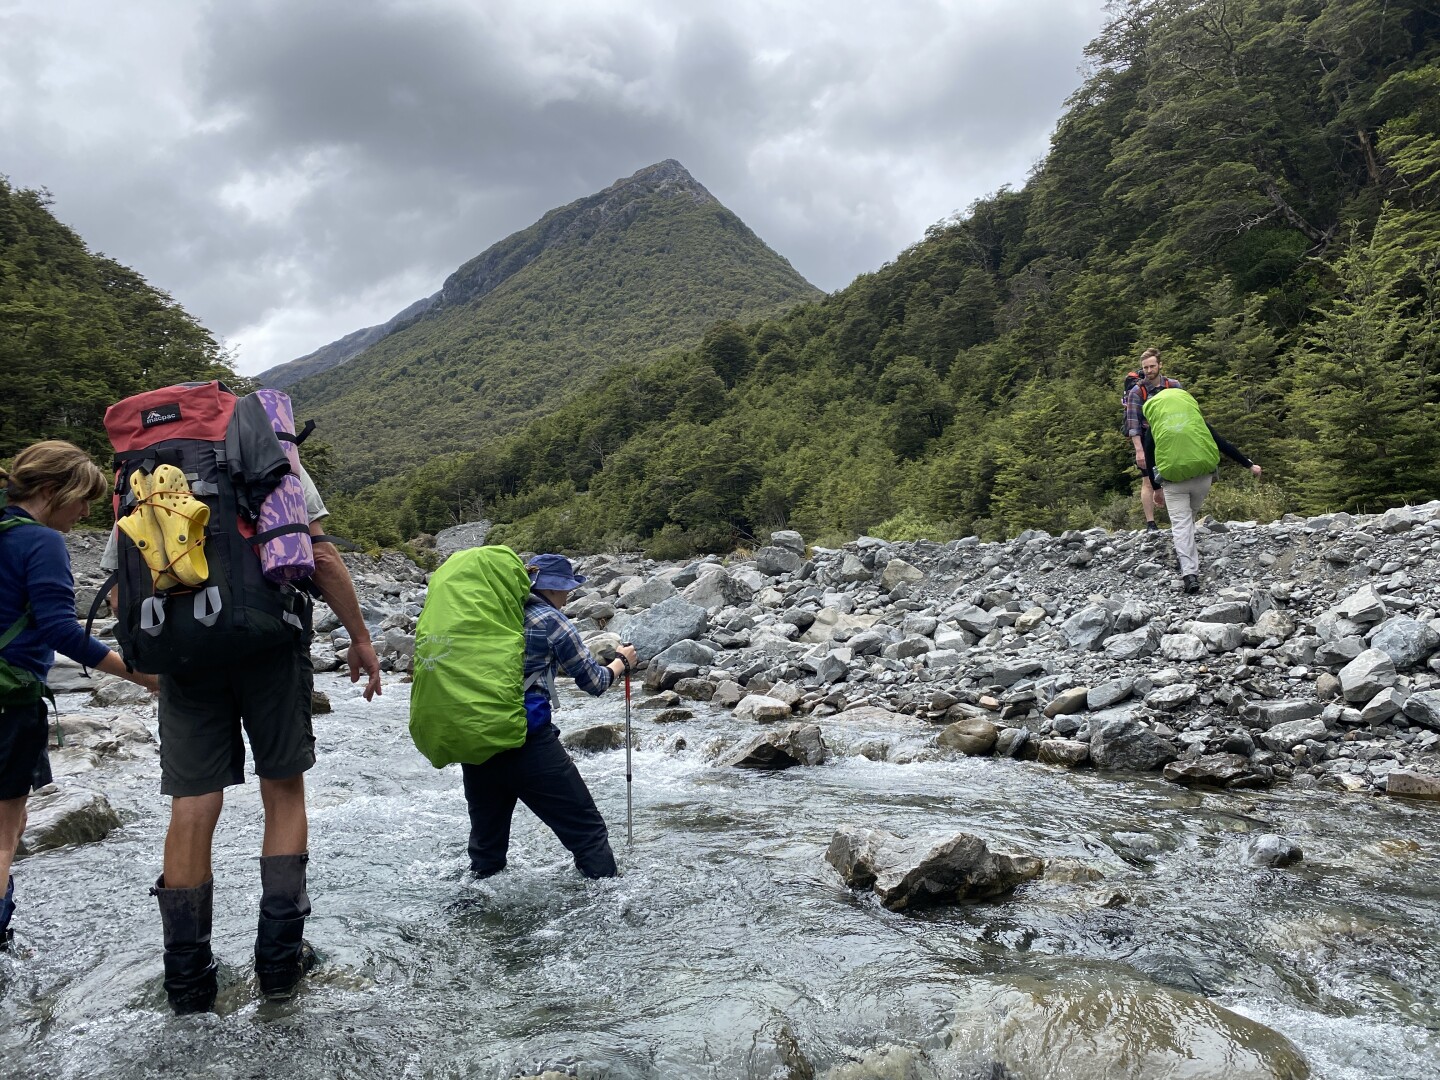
[{"xmin": 281, "ymin": 160, "xmax": 820, "ymax": 486}]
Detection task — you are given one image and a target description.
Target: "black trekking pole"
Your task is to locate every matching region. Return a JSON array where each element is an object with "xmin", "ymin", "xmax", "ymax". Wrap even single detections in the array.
[{"xmin": 620, "ymin": 648, "xmax": 634, "ymax": 846}]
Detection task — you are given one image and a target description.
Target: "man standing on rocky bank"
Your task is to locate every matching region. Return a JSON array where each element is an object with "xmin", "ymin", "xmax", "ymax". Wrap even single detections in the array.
[{"xmin": 1124, "ymin": 348, "xmax": 1182, "ymax": 532}]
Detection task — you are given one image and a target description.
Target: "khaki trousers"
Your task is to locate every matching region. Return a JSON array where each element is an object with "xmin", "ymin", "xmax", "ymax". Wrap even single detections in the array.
[{"xmin": 1161, "ymin": 473, "xmax": 1214, "ymax": 577}]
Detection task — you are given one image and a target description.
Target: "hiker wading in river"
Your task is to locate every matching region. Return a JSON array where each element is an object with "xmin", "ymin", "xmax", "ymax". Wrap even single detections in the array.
[{"xmin": 464, "ymin": 554, "xmax": 636, "ymax": 879}]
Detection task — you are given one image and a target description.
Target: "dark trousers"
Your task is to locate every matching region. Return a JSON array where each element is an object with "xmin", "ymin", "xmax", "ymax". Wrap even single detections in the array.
[{"xmin": 461, "ymin": 722, "xmax": 617, "ymax": 879}]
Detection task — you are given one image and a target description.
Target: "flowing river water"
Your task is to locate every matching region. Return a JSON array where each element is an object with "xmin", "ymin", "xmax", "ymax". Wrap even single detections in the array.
[{"xmin": 2, "ymin": 674, "xmax": 1437, "ymax": 1079}]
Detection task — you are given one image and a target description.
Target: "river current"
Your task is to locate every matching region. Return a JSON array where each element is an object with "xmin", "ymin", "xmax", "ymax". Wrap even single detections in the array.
[{"xmin": 1, "ymin": 673, "xmax": 1437, "ymax": 1079}]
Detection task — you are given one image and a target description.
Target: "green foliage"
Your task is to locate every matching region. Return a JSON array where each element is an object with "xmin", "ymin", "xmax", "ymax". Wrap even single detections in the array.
[
  {"xmin": 0, "ymin": 179, "xmax": 239, "ymax": 463},
  {"xmin": 1286, "ymin": 225, "xmax": 1440, "ymax": 511}
]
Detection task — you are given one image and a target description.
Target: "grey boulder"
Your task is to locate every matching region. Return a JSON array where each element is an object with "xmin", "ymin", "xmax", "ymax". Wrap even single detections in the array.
[
  {"xmin": 1338, "ymin": 648, "xmax": 1397, "ymax": 703},
  {"xmin": 825, "ymin": 826, "xmax": 1043, "ymax": 911},
  {"xmin": 16, "ymin": 787, "xmax": 121, "ymax": 859},
  {"xmin": 1369, "ymin": 616, "xmax": 1440, "ymax": 669},
  {"xmin": 625, "ymin": 596, "xmax": 709, "ymax": 661},
  {"xmin": 721, "ymin": 723, "xmax": 826, "ymax": 769},
  {"xmin": 1088, "ymin": 716, "xmax": 1176, "ymax": 772}
]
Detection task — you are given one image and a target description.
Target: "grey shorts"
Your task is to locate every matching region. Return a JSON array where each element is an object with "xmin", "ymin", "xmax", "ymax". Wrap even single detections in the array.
[{"xmin": 157, "ymin": 641, "xmax": 315, "ymax": 797}]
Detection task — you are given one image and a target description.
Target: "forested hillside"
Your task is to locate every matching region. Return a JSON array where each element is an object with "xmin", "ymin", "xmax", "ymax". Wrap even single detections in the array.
[
  {"xmin": 326, "ymin": 0, "xmax": 1439, "ymax": 555},
  {"xmin": 286, "ymin": 160, "xmax": 821, "ymax": 487},
  {"xmin": 0, "ymin": 180, "xmax": 239, "ymax": 462}
]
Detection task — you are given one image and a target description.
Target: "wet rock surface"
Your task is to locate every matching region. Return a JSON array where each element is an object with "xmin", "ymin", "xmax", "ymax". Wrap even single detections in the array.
[{"xmin": 825, "ymin": 826, "xmax": 1043, "ymax": 911}]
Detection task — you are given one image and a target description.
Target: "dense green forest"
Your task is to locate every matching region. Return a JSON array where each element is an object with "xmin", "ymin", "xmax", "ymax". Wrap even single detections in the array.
[
  {"xmin": 287, "ymin": 160, "xmax": 820, "ymax": 488},
  {"xmin": 323, "ymin": 0, "xmax": 1439, "ymax": 556},
  {"xmin": 0, "ymin": 179, "xmax": 240, "ymax": 465}
]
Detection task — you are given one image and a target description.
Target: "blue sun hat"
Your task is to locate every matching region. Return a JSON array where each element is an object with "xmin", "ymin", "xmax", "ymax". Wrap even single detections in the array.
[{"xmin": 527, "ymin": 553, "xmax": 587, "ymax": 592}]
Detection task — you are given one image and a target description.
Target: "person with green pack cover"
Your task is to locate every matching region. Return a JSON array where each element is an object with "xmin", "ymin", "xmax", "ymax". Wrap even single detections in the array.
[
  {"xmin": 0, "ymin": 442, "xmax": 158, "ymax": 951},
  {"xmin": 1141, "ymin": 388, "xmax": 1262, "ymax": 593},
  {"xmin": 410, "ymin": 549, "xmax": 636, "ymax": 879}
]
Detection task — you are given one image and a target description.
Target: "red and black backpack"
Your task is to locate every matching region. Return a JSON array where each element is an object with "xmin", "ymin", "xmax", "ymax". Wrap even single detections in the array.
[{"xmin": 96, "ymin": 381, "xmax": 312, "ymax": 674}]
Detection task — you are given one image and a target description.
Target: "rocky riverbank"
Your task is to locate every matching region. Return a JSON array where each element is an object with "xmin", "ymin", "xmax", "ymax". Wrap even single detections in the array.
[
  {"xmin": 39, "ymin": 504, "xmax": 1440, "ymax": 865},
  {"xmin": 509, "ymin": 506, "xmax": 1440, "ymax": 802}
]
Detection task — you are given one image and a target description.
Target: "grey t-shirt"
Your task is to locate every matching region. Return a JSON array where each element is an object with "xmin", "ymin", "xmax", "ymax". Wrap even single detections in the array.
[{"xmin": 101, "ymin": 463, "xmax": 327, "ymax": 572}]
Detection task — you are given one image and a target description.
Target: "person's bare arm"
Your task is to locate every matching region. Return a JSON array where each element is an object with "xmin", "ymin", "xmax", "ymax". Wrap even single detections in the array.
[
  {"xmin": 309, "ymin": 525, "xmax": 382, "ymax": 701},
  {"xmin": 95, "ymin": 648, "xmax": 159, "ymax": 692}
]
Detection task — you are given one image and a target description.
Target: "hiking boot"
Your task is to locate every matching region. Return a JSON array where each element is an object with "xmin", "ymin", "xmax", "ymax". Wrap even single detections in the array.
[
  {"xmin": 1, "ymin": 875, "xmax": 14, "ymax": 951},
  {"xmin": 151, "ymin": 875, "xmax": 218, "ymax": 1014},
  {"xmin": 1145, "ymin": 521, "xmax": 1160, "ymax": 532},
  {"xmin": 1183, "ymin": 574, "xmax": 1199, "ymax": 594},
  {"xmin": 255, "ymin": 852, "xmax": 314, "ymax": 1000}
]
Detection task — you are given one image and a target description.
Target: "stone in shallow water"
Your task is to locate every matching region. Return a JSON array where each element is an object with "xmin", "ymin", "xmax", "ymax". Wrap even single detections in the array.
[
  {"xmin": 1163, "ymin": 753, "xmax": 1274, "ymax": 789},
  {"xmin": 721, "ymin": 723, "xmax": 826, "ymax": 769},
  {"xmin": 16, "ymin": 786, "xmax": 121, "ymax": 859},
  {"xmin": 1245, "ymin": 834, "xmax": 1303, "ymax": 868},
  {"xmin": 1386, "ymin": 770, "xmax": 1440, "ymax": 800},
  {"xmin": 1090, "ymin": 717, "xmax": 1176, "ymax": 772},
  {"xmin": 735, "ymin": 694, "xmax": 793, "ymax": 722},
  {"xmin": 937, "ymin": 717, "xmax": 998, "ymax": 756},
  {"xmin": 825, "ymin": 825, "xmax": 1042, "ymax": 911},
  {"xmin": 943, "ymin": 970, "xmax": 1311, "ymax": 1080},
  {"xmin": 1037, "ymin": 738, "xmax": 1089, "ymax": 767},
  {"xmin": 561, "ymin": 723, "xmax": 626, "ymax": 752}
]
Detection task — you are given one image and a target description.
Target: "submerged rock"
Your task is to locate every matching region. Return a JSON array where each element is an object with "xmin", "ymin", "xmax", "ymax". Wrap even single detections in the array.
[{"xmin": 944, "ymin": 970, "xmax": 1311, "ymax": 1080}]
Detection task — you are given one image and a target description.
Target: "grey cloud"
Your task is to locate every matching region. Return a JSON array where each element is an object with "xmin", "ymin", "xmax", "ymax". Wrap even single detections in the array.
[{"xmin": 1, "ymin": 0, "xmax": 1110, "ymax": 372}]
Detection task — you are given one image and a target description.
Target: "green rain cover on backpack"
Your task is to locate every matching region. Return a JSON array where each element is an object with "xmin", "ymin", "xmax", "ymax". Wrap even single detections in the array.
[
  {"xmin": 409, "ymin": 545, "xmax": 533, "ymax": 768},
  {"xmin": 1142, "ymin": 388, "xmax": 1220, "ymax": 484}
]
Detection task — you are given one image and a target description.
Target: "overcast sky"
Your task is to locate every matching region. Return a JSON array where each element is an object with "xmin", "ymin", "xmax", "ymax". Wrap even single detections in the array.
[{"xmin": 1, "ymin": 1, "xmax": 1110, "ymax": 375}]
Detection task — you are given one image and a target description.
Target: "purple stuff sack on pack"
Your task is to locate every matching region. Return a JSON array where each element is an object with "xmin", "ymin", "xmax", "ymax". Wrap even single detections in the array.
[{"xmin": 253, "ymin": 389, "xmax": 315, "ymax": 582}]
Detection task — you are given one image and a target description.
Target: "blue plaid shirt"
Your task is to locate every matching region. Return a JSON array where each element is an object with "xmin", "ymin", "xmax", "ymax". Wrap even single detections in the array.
[
  {"xmin": 1124, "ymin": 376, "xmax": 1181, "ymax": 437},
  {"xmin": 523, "ymin": 595, "xmax": 614, "ymax": 700}
]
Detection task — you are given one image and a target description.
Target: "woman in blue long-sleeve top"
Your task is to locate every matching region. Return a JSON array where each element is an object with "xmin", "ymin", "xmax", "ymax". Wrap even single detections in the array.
[{"xmin": 0, "ymin": 440, "xmax": 158, "ymax": 950}]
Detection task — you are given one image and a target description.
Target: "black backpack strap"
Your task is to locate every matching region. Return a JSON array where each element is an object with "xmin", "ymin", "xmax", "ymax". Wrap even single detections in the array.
[
  {"xmin": 278, "ymin": 419, "xmax": 316, "ymax": 445},
  {"xmin": 82, "ymin": 570, "xmax": 122, "ymax": 677},
  {"xmin": 311, "ymin": 533, "xmax": 360, "ymax": 552},
  {"xmin": 247, "ymin": 523, "xmax": 313, "ymax": 547}
]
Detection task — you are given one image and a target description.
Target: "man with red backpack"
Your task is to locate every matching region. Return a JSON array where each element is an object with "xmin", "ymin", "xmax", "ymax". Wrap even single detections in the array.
[
  {"xmin": 98, "ymin": 381, "xmax": 381, "ymax": 1013},
  {"xmin": 1123, "ymin": 348, "xmax": 1182, "ymax": 532}
]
